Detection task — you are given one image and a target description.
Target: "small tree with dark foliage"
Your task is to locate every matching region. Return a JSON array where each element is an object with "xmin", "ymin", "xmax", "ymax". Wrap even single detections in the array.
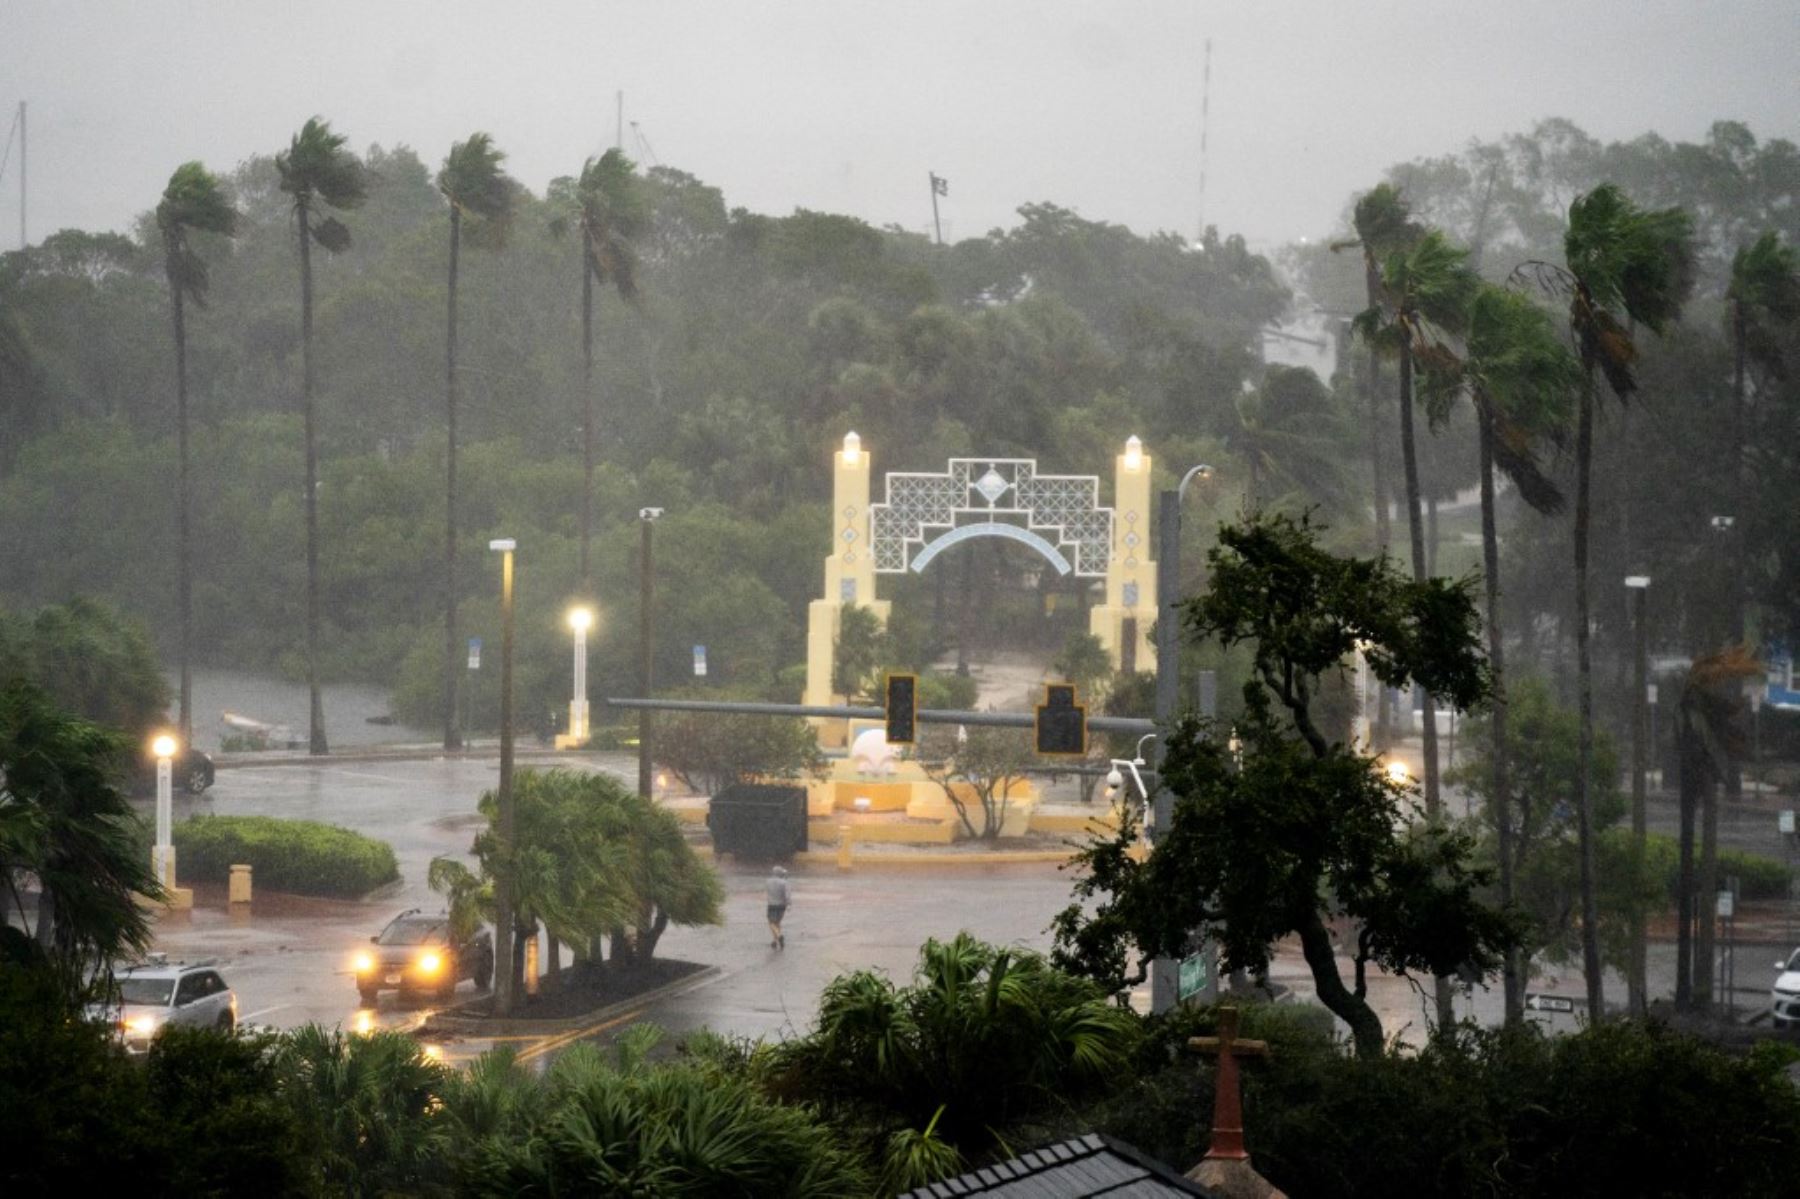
[{"xmin": 1054, "ymin": 512, "xmax": 1519, "ymax": 1058}]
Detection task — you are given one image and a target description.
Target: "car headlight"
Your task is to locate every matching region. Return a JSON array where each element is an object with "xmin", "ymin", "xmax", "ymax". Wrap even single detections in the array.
[
  {"xmin": 417, "ymin": 951, "xmax": 442, "ymax": 975},
  {"xmin": 124, "ymin": 1013, "xmax": 159, "ymax": 1037},
  {"xmin": 353, "ymin": 951, "xmax": 375, "ymax": 974}
]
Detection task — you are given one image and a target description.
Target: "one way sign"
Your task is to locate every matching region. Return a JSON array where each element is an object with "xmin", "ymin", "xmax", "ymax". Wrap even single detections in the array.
[{"xmin": 1523, "ymin": 993, "xmax": 1577, "ymax": 1014}]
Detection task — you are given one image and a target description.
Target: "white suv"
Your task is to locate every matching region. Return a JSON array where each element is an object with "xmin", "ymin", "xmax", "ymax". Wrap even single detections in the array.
[
  {"xmin": 1771, "ymin": 948, "xmax": 1800, "ymax": 1029},
  {"xmin": 93, "ymin": 957, "xmax": 239, "ymax": 1053}
]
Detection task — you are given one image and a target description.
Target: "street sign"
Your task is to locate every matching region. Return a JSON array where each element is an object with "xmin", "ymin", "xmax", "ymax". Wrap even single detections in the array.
[
  {"xmin": 1718, "ymin": 890, "xmax": 1735, "ymax": 920},
  {"xmin": 693, "ymin": 645, "xmax": 707, "ymax": 677},
  {"xmin": 1780, "ymin": 810, "xmax": 1795, "ymax": 836},
  {"xmin": 884, "ymin": 674, "xmax": 917, "ymax": 745},
  {"xmin": 1523, "ymin": 992, "xmax": 1577, "ymax": 1014},
  {"xmin": 467, "ymin": 637, "xmax": 482, "ymax": 670},
  {"xmin": 1178, "ymin": 951, "xmax": 1209, "ymax": 1001},
  {"xmin": 1036, "ymin": 683, "xmax": 1086, "ymax": 756}
]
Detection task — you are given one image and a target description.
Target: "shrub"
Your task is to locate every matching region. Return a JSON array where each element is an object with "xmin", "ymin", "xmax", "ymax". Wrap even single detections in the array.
[
  {"xmin": 174, "ymin": 815, "xmax": 399, "ymax": 897},
  {"xmin": 1646, "ymin": 831, "xmax": 1792, "ymax": 902}
]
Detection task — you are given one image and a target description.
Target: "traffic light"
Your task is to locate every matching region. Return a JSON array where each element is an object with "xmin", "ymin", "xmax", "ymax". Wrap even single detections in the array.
[
  {"xmin": 1036, "ymin": 683, "xmax": 1086, "ymax": 756},
  {"xmin": 884, "ymin": 673, "xmax": 917, "ymax": 744}
]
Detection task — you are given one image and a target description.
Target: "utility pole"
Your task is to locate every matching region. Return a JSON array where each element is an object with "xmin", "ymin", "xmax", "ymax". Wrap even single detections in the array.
[
  {"xmin": 1150, "ymin": 488, "xmax": 1181, "ymax": 1013},
  {"xmin": 1626, "ymin": 574, "xmax": 1650, "ymax": 1017},
  {"xmin": 928, "ymin": 172, "xmax": 946, "ymax": 245}
]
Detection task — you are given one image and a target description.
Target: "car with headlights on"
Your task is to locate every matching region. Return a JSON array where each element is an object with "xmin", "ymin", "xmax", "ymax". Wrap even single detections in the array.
[
  {"xmin": 352, "ymin": 909, "xmax": 492, "ymax": 1005},
  {"xmin": 91, "ymin": 957, "xmax": 237, "ymax": 1053}
]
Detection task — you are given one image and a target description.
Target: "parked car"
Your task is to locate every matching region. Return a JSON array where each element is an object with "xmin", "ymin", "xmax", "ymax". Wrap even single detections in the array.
[
  {"xmin": 130, "ymin": 746, "xmax": 216, "ymax": 797},
  {"xmin": 90, "ymin": 956, "xmax": 237, "ymax": 1053},
  {"xmin": 352, "ymin": 909, "xmax": 492, "ymax": 1005},
  {"xmin": 1771, "ymin": 948, "xmax": 1800, "ymax": 1029}
]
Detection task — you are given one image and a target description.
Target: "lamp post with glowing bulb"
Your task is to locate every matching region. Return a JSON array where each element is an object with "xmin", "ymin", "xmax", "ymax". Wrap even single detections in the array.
[
  {"xmin": 151, "ymin": 733, "xmax": 177, "ymax": 888},
  {"xmin": 1625, "ymin": 573, "xmax": 1650, "ymax": 1016},
  {"xmin": 567, "ymin": 606, "xmax": 594, "ymax": 745},
  {"xmin": 489, "ymin": 537, "xmax": 518, "ymax": 1014}
]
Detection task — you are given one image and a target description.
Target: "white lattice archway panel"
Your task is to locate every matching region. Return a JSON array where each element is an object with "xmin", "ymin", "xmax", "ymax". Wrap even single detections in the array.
[{"xmin": 868, "ymin": 459, "xmax": 1113, "ymax": 577}]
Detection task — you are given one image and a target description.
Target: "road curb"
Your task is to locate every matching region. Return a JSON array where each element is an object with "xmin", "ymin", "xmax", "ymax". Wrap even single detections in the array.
[{"xmin": 421, "ymin": 963, "xmax": 721, "ymax": 1037}]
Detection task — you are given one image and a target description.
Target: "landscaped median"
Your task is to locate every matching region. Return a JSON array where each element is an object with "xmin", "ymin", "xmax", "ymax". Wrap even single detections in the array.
[{"xmin": 173, "ymin": 814, "xmax": 400, "ymax": 898}]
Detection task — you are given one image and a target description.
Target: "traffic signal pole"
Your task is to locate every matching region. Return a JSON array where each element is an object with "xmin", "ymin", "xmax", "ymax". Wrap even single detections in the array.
[{"xmin": 1149, "ymin": 489, "xmax": 1181, "ymax": 1014}]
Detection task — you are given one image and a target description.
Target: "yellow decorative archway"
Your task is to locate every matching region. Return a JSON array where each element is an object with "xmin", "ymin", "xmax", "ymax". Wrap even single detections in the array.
[{"xmin": 802, "ymin": 433, "xmax": 1158, "ymax": 744}]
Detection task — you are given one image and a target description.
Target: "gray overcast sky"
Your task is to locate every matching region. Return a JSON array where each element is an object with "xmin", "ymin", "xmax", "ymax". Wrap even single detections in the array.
[{"xmin": 2, "ymin": 1, "xmax": 1796, "ymax": 252}]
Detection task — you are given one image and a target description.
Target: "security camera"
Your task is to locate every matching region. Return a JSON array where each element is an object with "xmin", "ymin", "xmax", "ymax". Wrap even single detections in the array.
[
  {"xmin": 1105, "ymin": 766, "xmax": 1124, "ymax": 793},
  {"xmin": 639, "ymin": 507, "xmax": 664, "ymax": 521}
]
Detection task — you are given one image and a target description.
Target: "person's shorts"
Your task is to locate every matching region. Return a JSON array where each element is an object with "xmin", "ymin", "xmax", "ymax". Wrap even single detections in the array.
[{"xmin": 767, "ymin": 904, "xmax": 787, "ymax": 923}]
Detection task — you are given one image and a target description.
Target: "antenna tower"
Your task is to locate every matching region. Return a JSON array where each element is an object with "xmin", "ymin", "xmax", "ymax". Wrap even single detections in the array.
[{"xmin": 1197, "ymin": 39, "xmax": 1211, "ymax": 243}]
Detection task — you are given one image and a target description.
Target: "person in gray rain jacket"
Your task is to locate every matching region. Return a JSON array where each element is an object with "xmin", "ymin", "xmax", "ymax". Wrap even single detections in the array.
[{"xmin": 766, "ymin": 866, "xmax": 790, "ymax": 949}]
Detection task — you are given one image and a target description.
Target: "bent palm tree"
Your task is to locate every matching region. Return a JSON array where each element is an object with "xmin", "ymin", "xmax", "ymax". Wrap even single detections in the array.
[
  {"xmin": 1518, "ymin": 182, "xmax": 1694, "ymax": 1018},
  {"xmin": 436, "ymin": 133, "xmax": 516, "ymax": 750},
  {"xmin": 556, "ymin": 150, "xmax": 645, "ymax": 587},
  {"xmin": 1422, "ymin": 283, "xmax": 1577, "ymax": 1023},
  {"xmin": 156, "ymin": 162, "xmax": 238, "ymax": 746},
  {"xmin": 275, "ymin": 117, "xmax": 367, "ymax": 756}
]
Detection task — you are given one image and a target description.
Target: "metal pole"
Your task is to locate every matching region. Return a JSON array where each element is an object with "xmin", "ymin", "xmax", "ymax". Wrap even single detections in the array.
[
  {"xmin": 638, "ymin": 515, "xmax": 655, "ymax": 798},
  {"xmin": 18, "ymin": 101, "xmax": 24, "ymax": 249},
  {"xmin": 929, "ymin": 173, "xmax": 943, "ymax": 246},
  {"xmin": 605, "ymin": 695, "xmax": 1155, "ymax": 734},
  {"xmin": 1149, "ymin": 488, "xmax": 1181, "ymax": 1014},
  {"xmin": 493, "ymin": 541, "xmax": 517, "ymax": 1013},
  {"xmin": 1629, "ymin": 581, "xmax": 1649, "ymax": 1016}
]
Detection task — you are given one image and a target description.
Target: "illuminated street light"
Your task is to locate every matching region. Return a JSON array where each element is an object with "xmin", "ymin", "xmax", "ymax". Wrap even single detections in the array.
[
  {"xmin": 567, "ymin": 605, "xmax": 595, "ymax": 744},
  {"xmin": 1385, "ymin": 759, "xmax": 1411, "ymax": 785},
  {"xmin": 151, "ymin": 733, "xmax": 178, "ymax": 889},
  {"xmin": 489, "ymin": 537, "xmax": 518, "ymax": 1014}
]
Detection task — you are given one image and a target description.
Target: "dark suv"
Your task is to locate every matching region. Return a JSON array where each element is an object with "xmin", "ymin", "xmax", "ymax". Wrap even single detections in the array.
[{"xmin": 352, "ymin": 909, "xmax": 492, "ymax": 1005}]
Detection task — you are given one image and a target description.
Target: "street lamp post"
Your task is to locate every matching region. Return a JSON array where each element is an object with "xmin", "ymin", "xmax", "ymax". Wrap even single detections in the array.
[
  {"xmin": 567, "ymin": 606, "xmax": 594, "ymax": 745},
  {"xmin": 151, "ymin": 733, "xmax": 177, "ymax": 890},
  {"xmin": 1149, "ymin": 460, "xmax": 1214, "ymax": 1014},
  {"xmin": 638, "ymin": 508, "xmax": 663, "ymax": 799},
  {"xmin": 489, "ymin": 537, "xmax": 517, "ymax": 1014},
  {"xmin": 1625, "ymin": 574, "xmax": 1650, "ymax": 1017}
]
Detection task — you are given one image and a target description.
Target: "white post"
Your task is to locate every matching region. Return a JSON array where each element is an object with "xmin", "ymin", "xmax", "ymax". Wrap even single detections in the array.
[
  {"xmin": 153, "ymin": 740, "xmax": 175, "ymax": 889},
  {"xmin": 567, "ymin": 607, "xmax": 593, "ymax": 744}
]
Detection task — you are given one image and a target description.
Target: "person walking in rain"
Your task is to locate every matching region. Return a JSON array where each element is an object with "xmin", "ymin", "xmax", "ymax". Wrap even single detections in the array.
[{"xmin": 765, "ymin": 865, "xmax": 790, "ymax": 949}]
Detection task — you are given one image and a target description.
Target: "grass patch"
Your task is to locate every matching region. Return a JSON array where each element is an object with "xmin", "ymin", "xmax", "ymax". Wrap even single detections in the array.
[{"xmin": 173, "ymin": 815, "xmax": 399, "ymax": 898}]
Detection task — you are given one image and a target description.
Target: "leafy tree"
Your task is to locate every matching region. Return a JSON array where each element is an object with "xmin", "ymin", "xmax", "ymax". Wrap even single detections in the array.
[
  {"xmin": 832, "ymin": 602, "xmax": 883, "ymax": 701},
  {"xmin": 1, "ymin": 598, "xmax": 170, "ymax": 740},
  {"xmin": 1726, "ymin": 231, "xmax": 1798, "ymax": 642},
  {"xmin": 155, "ymin": 162, "xmax": 238, "ymax": 745},
  {"xmin": 918, "ymin": 724, "xmax": 1036, "ymax": 841},
  {"xmin": 1225, "ymin": 364, "xmax": 1351, "ymax": 511},
  {"xmin": 657, "ymin": 705, "xmax": 825, "ymax": 797},
  {"xmin": 0, "ymin": 679, "xmax": 160, "ymax": 1002},
  {"xmin": 276, "ymin": 1025, "xmax": 447, "ymax": 1196},
  {"xmin": 1056, "ymin": 513, "xmax": 1512, "ymax": 1058},
  {"xmin": 1420, "ymin": 284, "xmax": 1579, "ymax": 1021},
  {"xmin": 275, "ymin": 117, "xmax": 369, "ymax": 755},
  {"xmin": 1517, "ymin": 181, "xmax": 1694, "ymax": 1016},
  {"xmin": 437, "ymin": 133, "xmax": 517, "ymax": 751}
]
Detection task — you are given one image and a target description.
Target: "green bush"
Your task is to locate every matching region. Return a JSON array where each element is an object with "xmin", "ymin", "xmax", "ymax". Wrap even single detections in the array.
[
  {"xmin": 1646, "ymin": 831, "xmax": 1792, "ymax": 902},
  {"xmin": 174, "ymin": 815, "xmax": 399, "ymax": 897}
]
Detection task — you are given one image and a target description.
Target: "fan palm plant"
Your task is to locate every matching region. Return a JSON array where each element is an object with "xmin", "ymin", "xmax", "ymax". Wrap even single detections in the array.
[
  {"xmin": 155, "ymin": 163, "xmax": 238, "ymax": 746},
  {"xmin": 554, "ymin": 149, "xmax": 645, "ymax": 587},
  {"xmin": 1421, "ymin": 283, "xmax": 1578, "ymax": 1023},
  {"xmin": 277, "ymin": 1025, "xmax": 447, "ymax": 1195},
  {"xmin": 436, "ymin": 133, "xmax": 516, "ymax": 751},
  {"xmin": 1515, "ymin": 182, "xmax": 1694, "ymax": 1017},
  {"xmin": 274, "ymin": 117, "xmax": 368, "ymax": 756}
]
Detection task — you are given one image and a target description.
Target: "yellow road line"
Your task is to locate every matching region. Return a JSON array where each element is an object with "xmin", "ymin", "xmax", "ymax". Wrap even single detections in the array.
[{"xmin": 516, "ymin": 1006, "xmax": 647, "ymax": 1064}]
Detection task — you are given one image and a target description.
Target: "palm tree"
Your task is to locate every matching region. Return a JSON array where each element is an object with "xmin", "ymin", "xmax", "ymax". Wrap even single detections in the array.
[
  {"xmin": 1225, "ymin": 363, "xmax": 1352, "ymax": 511},
  {"xmin": 1355, "ymin": 227, "xmax": 1479, "ymax": 1030},
  {"xmin": 1518, "ymin": 182, "xmax": 1694, "ymax": 1018},
  {"xmin": 557, "ymin": 149, "xmax": 645, "ymax": 587},
  {"xmin": 156, "ymin": 163, "xmax": 238, "ymax": 748},
  {"xmin": 0, "ymin": 679, "xmax": 161, "ymax": 1003},
  {"xmin": 1726, "ymin": 233, "xmax": 1799, "ymax": 646},
  {"xmin": 436, "ymin": 133, "xmax": 515, "ymax": 751},
  {"xmin": 1422, "ymin": 284, "xmax": 1578, "ymax": 1023},
  {"xmin": 275, "ymin": 117, "xmax": 368, "ymax": 756}
]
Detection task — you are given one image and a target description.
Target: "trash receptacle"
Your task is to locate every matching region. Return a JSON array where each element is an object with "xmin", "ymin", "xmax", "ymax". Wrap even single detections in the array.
[{"xmin": 707, "ymin": 783, "xmax": 808, "ymax": 859}]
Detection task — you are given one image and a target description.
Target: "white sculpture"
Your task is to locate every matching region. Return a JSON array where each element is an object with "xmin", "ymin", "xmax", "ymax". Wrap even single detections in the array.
[{"xmin": 849, "ymin": 727, "xmax": 900, "ymax": 775}]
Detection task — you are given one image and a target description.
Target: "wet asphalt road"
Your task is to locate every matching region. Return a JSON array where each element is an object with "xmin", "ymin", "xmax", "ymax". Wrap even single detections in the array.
[{"xmin": 142, "ymin": 753, "xmax": 1792, "ymax": 1064}]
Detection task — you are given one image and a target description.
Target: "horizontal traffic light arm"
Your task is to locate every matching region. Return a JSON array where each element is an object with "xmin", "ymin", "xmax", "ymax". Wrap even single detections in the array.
[{"xmin": 605, "ymin": 696, "xmax": 1155, "ymax": 735}]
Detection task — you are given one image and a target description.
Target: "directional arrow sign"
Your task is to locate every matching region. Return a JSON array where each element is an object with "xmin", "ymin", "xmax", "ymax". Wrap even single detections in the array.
[{"xmin": 1524, "ymin": 993, "xmax": 1577, "ymax": 1014}]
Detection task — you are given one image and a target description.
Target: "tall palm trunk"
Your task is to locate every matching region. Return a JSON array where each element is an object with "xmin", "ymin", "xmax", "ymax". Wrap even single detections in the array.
[
  {"xmin": 1573, "ymin": 375, "xmax": 1604, "ymax": 1014},
  {"xmin": 1477, "ymin": 408, "xmax": 1522, "ymax": 1024},
  {"xmin": 442, "ymin": 206, "xmax": 463, "ymax": 750},
  {"xmin": 299, "ymin": 199, "xmax": 328, "ymax": 756},
  {"xmin": 579, "ymin": 243, "xmax": 595, "ymax": 588},
  {"xmin": 1364, "ymin": 262, "xmax": 1392, "ymax": 747},
  {"xmin": 169, "ymin": 270, "xmax": 193, "ymax": 746},
  {"xmin": 1674, "ymin": 707, "xmax": 1699, "ymax": 1008},
  {"xmin": 1696, "ymin": 747, "xmax": 1721, "ymax": 1009},
  {"xmin": 1397, "ymin": 330, "xmax": 1453, "ymax": 1030}
]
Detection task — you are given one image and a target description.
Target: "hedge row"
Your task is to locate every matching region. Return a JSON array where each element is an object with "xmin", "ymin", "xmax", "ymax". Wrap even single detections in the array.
[
  {"xmin": 173, "ymin": 815, "xmax": 399, "ymax": 898},
  {"xmin": 1644, "ymin": 831, "xmax": 1793, "ymax": 901}
]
